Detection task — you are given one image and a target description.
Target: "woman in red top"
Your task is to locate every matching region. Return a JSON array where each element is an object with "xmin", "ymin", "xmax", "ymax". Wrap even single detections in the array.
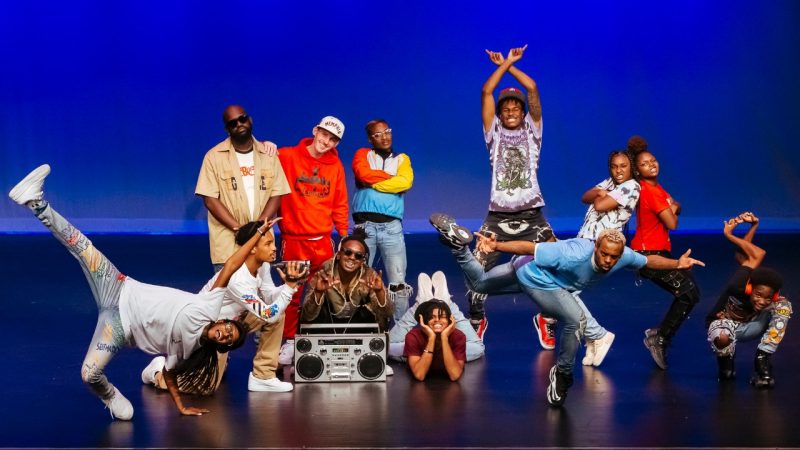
[{"xmin": 630, "ymin": 150, "xmax": 701, "ymax": 370}]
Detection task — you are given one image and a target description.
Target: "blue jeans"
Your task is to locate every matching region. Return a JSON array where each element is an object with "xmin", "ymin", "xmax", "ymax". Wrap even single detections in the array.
[
  {"xmin": 452, "ymin": 246, "xmax": 607, "ymax": 341},
  {"xmin": 356, "ymin": 220, "xmax": 409, "ymax": 320},
  {"xmin": 521, "ymin": 286, "xmax": 586, "ymax": 375},
  {"xmin": 387, "ymin": 300, "xmax": 485, "ymax": 362},
  {"xmin": 708, "ymin": 299, "xmax": 792, "ymax": 356}
]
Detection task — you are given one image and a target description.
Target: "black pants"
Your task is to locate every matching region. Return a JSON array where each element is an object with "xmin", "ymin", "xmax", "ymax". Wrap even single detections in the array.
[{"xmin": 637, "ymin": 250, "xmax": 701, "ymax": 342}]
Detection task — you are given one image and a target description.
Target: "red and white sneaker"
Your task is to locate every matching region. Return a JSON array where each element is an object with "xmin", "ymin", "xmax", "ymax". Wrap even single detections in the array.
[
  {"xmin": 471, "ymin": 317, "xmax": 489, "ymax": 340},
  {"xmin": 533, "ymin": 313, "xmax": 556, "ymax": 350}
]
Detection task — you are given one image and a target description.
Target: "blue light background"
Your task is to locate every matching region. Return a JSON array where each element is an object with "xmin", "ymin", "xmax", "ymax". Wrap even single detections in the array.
[{"xmin": 2, "ymin": 1, "xmax": 799, "ymax": 234}]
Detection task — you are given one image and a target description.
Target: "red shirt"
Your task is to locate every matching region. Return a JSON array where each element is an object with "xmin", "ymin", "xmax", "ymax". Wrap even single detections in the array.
[
  {"xmin": 631, "ymin": 181, "xmax": 672, "ymax": 251},
  {"xmin": 403, "ymin": 327, "xmax": 466, "ymax": 373}
]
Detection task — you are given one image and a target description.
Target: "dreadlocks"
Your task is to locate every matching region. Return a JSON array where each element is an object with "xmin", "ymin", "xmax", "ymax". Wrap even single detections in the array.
[{"xmin": 174, "ymin": 319, "xmax": 247, "ymax": 395}]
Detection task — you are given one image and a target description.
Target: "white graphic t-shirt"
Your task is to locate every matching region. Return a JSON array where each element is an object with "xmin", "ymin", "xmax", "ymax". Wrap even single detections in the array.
[
  {"xmin": 235, "ymin": 150, "xmax": 256, "ymax": 219},
  {"xmin": 485, "ymin": 113, "xmax": 544, "ymax": 212},
  {"xmin": 577, "ymin": 178, "xmax": 641, "ymax": 240}
]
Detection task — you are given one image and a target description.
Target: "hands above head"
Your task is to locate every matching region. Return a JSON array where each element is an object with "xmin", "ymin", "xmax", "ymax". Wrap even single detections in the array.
[
  {"xmin": 506, "ymin": 44, "xmax": 528, "ymax": 64},
  {"xmin": 677, "ymin": 249, "xmax": 706, "ymax": 269},
  {"xmin": 262, "ymin": 141, "xmax": 278, "ymax": 157},
  {"xmin": 722, "ymin": 217, "xmax": 741, "ymax": 235},
  {"xmin": 266, "ymin": 216, "xmax": 282, "ymax": 228},
  {"xmin": 739, "ymin": 211, "xmax": 759, "ymax": 224},
  {"xmin": 485, "ymin": 49, "xmax": 505, "ymax": 66}
]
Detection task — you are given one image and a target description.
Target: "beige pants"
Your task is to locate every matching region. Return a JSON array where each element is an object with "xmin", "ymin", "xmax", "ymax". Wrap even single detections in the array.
[{"xmin": 155, "ymin": 312, "xmax": 285, "ymax": 392}]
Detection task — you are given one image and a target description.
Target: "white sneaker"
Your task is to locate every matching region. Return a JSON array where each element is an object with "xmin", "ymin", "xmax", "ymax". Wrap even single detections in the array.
[
  {"xmin": 385, "ymin": 365, "xmax": 394, "ymax": 376},
  {"xmin": 278, "ymin": 339, "xmax": 295, "ymax": 366},
  {"xmin": 102, "ymin": 386, "xmax": 134, "ymax": 420},
  {"xmin": 591, "ymin": 331, "xmax": 615, "ymax": 367},
  {"xmin": 9, "ymin": 164, "xmax": 50, "ymax": 205},
  {"xmin": 416, "ymin": 273, "xmax": 433, "ymax": 303},
  {"xmin": 141, "ymin": 356, "xmax": 165, "ymax": 385},
  {"xmin": 431, "ymin": 271, "xmax": 451, "ymax": 301},
  {"xmin": 582, "ymin": 340, "xmax": 596, "ymax": 366},
  {"xmin": 248, "ymin": 373, "xmax": 293, "ymax": 392}
]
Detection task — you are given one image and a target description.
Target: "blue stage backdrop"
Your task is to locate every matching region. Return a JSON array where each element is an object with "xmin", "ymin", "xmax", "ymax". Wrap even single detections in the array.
[{"xmin": 2, "ymin": 1, "xmax": 799, "ymax": 234}]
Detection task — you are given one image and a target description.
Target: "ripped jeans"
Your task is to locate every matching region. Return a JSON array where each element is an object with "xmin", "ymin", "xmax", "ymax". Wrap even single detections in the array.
[
  {"xmin": 708, "ymin": 299, "xmax": 792, "ymax": 356},
  {"xmin": 31, "ymin": 201, "xmax": 127, "ymax": 402}
]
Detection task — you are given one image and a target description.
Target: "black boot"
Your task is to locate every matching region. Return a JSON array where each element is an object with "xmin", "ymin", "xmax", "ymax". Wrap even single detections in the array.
[
  {"xmin": 546, "ymin": 365, "xmax": 574, "ymax": 407},
  {"xmin": 750, "ymin": 349, "xmax": 775, "ymax": 389},
  {"xmin": 717, "ymin": 355, "xmax": 735, "ymax": 380},
  {"xmin": 643, "ymin": 328, "xmax": 669, "ymax": 370}
]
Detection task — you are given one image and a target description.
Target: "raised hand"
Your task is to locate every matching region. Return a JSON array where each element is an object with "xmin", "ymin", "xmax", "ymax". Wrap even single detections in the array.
[
  {"xmin": 485, "ymin": 49, "xmax": 505, "ymax": 66},
  {"xmin": 312, "ymin": 270, "xmax": 332, "ymax": 293},
  {"xmin": 740, "ymin": 211, "xmax": 759, "ymax": 224},
  {"xmin": 723, "ymin": 217, "xmax": 739, "ymax": 235},
  {"xmin": 363, "ymin": 269, "xmax": 385, "ymax": 292},
  {"xmin": 677, "ymin": 249, "xmax": 706, "ymax": 269},
  {"xmin": 506, "ymin": 44, "xmax": 528, "ymax": 64}
]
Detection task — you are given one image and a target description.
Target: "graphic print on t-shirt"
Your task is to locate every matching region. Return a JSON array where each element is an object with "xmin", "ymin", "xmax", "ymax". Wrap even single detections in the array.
[
  {"xmin": 295, "ymin": 166, "xmax": 331, "ymax": 198},
  {"xmin": 495, "ymin": 141, "xmax": 532, "ymax": 195}
]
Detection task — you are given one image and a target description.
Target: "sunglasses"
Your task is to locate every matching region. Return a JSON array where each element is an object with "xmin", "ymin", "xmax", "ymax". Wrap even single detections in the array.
[
  {"xmin": 225, "ymin": 114, "xmax": 249, "ymax": 129},
  {"xmin": 340, "ymin": 248, "xmax": 366, "ymax": 261}
]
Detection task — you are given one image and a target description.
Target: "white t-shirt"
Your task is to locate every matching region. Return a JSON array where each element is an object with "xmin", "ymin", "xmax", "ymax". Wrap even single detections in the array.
[
  {"xmin": 201, "ymin": 262, "xmax": 296, "ymax": 323},
  {"xmin": 235, "ymin": 150, "xmax": 256, "ymax": 219},
  {"xmin": 484, "ymin": 113, "xmax": 544, "ymax": 212},
  {"xmin": 118, "ymin": 278, "xmax": 225, "ymax": 370},
  {"xmin": 577, "ymin": 178, "xmax": 641, "ymax": 240}
]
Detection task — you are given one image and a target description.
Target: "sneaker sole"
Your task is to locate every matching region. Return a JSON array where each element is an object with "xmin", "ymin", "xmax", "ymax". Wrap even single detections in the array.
[
  {"xmin": 9, "ymin": 164, "xmax": 50, "ymax": 204},
  {"xmin": 545, "ymin": 366, "xmax": 564, "ymax": 407},
  {"xmin": 429, "ymin": 213, "xmax": 473, "ymax": 247}
]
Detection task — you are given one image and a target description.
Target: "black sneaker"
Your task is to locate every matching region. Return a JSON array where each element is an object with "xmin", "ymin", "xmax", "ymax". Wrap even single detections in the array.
[
  {"xmin": 750, "ymin": 349, "xmax": 775, "ymax": 389},
  {"xmin": 546, "ymin": 365, "xmax": 573, "ymax": 407},
  {"xmin": 430, "ymin": 213, "xmax": 473, "ymax": 249},
  {"xmin": 717, "ymin": 355, "xmax": 736, "ymax": 380},
  {"xmin": 643, "ymin": 328, "xmax": 668, "ymax": 370}
]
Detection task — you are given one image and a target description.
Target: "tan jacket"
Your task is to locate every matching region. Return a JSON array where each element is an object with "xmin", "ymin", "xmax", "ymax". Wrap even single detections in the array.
[{"xmin": 196, "ymin": 137, "xmax": 290, "ymax": 263}]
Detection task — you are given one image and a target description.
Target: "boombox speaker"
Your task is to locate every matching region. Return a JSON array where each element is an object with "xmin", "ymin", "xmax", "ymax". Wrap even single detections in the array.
[{"xmin": 294, "ymin": 323, "xmax": 388, "ymax": 383}]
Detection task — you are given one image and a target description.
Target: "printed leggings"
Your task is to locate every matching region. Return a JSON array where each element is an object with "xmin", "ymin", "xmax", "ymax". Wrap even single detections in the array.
[{"xmin": 32, "ymin": 201, "xmax": 127, "ymax": 401}]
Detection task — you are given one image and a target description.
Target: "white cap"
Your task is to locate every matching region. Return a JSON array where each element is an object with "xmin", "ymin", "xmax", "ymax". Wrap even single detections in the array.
[{"xmin": 316, "ymin": 116, "xmax": 345, "ymax": 139}]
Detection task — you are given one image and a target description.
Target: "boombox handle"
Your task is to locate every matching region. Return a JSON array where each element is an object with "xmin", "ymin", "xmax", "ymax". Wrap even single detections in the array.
[{"xmin": 299, "ymin": 323, "xmax": 381, "ymax": 334}]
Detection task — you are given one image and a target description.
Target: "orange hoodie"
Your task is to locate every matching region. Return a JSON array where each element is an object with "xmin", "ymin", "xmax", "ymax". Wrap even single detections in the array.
[{"xmin": 277, "ymin": 137, "xmax": 349, "ymax": 238}]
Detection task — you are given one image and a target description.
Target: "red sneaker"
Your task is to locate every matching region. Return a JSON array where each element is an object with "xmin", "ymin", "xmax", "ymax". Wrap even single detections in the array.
[
  {"xmin": 472, "ymin": 317, "xmax": 489, "ymax": 340},
  {"xmin": 533, "ymin": 313, "xmax": 556, "ymax": 350}
]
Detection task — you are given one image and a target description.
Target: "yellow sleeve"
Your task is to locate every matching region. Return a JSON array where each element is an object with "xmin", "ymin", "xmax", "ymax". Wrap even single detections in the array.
[{"xmin": 372, "ymin": 154, "xmax": 414, "ymax": 194}]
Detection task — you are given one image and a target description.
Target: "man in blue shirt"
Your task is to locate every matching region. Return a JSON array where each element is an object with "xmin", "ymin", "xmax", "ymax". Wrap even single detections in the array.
[{"xmin": 431, "ymin": 213, "xmax": 704, "ymax": 407}]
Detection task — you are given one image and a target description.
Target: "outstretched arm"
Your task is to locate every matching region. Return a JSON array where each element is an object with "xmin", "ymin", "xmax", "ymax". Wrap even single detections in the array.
[
  {"xmin": 212, "ymin": 219, "xmax": 279, "ymax": 289},
  {"xmin": 162, "ymin": 369, "xmax": 210, "ymax": 416},
  {"xmin": 475, "ymin": 232, "xmax": 536, "ymax": 255},
  {"xmin": 645, "ymin": 249, "xmax": 705, "ymax": 270},
  {"xmin": 724, "ymin": 213, "xmax": 765, "ymax": 269}
]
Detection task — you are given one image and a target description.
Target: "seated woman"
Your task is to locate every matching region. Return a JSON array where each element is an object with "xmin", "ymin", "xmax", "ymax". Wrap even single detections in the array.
[
  {"xmin": 8, "ymin": 164, "xmax": 263, "ymax": 420},
  {"xmin": 404, "ymin": 299, "xmax": 466, "ymax": 381},
  {"xmin": 389, "ymin": 271, "xmax": 484, "ymax": 362},
  {"xmin": 300, "ymin": 229, "xmax": 393, "ymax": 331}
]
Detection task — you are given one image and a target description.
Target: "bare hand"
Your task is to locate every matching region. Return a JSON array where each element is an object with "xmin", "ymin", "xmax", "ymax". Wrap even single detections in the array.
[
  {"xmin": 485, "ymin": 49, "xmax": 505, "ymax": 66},
  {"xmin": 419, "ymin": 314, "xmax": 436, "ymax": 339},
  {"xmin": 739, "ymin": 211, "xmax": 759, "ymax": 224},
  {"xmin": 475, "ymin": 231, "xmax": 498, "ymax": 254},
  {"xmin": 266, "ymin": 216, "xmax": 282, "ymax": 228},
  {"xmin": 364, "ymin": 269, "xmax": 385, "ymax": 292},
  {"xmin": 180, "ymin": 406, "xmax": 210, "ymax": 416},
  {"xmin": 440, "ymin": 316, "xmax": 456, "ymax": 338},
  {"xmin": 722, "ymin": 218, "xmax": 739, "ymax": 235},
  {"xmin": 262, "ymin": 140, "xmax": 278, "ymax": 156},
  {"xmin": 313, "ymin": 270, "xmax": 332, "ymax": 292},
  {"xmin": 276, "ymin": 261, "xmax": 310, "ymax": 287},
  {"xmin": 506, "ymin": 44, "xmax": 528, "ymax": 64},
  {"xmin": 677, "ymin": 249, "xmax": 705, "ymax": 269}
]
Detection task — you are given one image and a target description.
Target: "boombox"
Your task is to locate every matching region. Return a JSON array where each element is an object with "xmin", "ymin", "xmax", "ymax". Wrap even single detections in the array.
[{"xmin": 294, "ymin": 324, "xmax": 388, "ymax": 383}]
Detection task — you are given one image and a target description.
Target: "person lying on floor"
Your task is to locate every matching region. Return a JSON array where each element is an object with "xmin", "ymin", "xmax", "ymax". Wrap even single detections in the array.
[
  {"xmin": 388, "ymin": 271, "xmax": 484, "ymax": 363},
  {"xmin": 404, "ymin": 299, "xmax": 466, "ymax": 381}
]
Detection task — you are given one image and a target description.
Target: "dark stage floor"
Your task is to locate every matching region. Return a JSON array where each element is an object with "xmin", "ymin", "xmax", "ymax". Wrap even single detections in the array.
[{"xmin": 1, "ymin": 232, "xmax": 799, "ymax": 449}]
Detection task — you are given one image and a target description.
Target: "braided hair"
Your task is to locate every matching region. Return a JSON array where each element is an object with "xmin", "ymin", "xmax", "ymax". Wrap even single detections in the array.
[{"xmin": 174, "ymin": 319, "xmax": 248, "ymax": 395}]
